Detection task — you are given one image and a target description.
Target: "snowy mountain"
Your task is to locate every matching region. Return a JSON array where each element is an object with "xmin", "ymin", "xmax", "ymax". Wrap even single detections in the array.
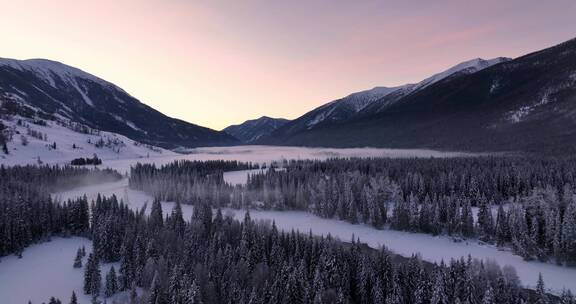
[
  {"xmin": 224, "ymin": 116, "xmax": 289, "ymax": 143},
  {"xmin": 259, "ymin": 37, "xmax": 576, "ymax": 153},
  {"xmin": 411, "ymin": 57, "xmax": 511, "ymax": 92},
  {"xmin": 262, "ymin": 57, "xmax": 509, "ymax": 139},
  {"xmin": 0, "ymin": 58, "xmax": 238, "ymax": 149}
]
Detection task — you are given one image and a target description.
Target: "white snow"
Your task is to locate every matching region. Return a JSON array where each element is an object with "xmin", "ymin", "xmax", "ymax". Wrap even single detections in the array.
[
  {"xmin": 223, "ymin": 168, "xmax": 266, "ymax": 186},
  {"xmin": 99, "ymin": 145, "xmax": 479, "ymax": 174},
  {"xmin": 307, "ymin": 106, "xmax": 337, "ymax": 128},
  {"xmin": 1, "ymin": 143, "xmax": 473, "ymax": 174},
  {"xmin": 0, "ymin": 237, "xmax": 118, "ymax": 304},
  {"xmin": 125, "ymin": 120, "xmax": 144, "ymax": 133},
  {"xmin": 341, "ymin": 86, "xmax": 404, "ymax": 112},
  {"xmin": 222, "ymin": 168, "xmax": 287, "ymax": 186},
  {"xmin": 53, "ymin": 178, "xmax": 576, "ymax": 294},
  {"xmin": 490, "ymin": 79, "xmax": 500, "ymax": 94},
  {"xmin": 0, "ymin": 116, "xmax": 174, "ymax": 166},
  {"xmin": 508, "ymin": 105, "xmax": 534, "ymax": 123},
  {"xmin": 69, "ymin": 78, "xmax": 94, "ymax": 106}
]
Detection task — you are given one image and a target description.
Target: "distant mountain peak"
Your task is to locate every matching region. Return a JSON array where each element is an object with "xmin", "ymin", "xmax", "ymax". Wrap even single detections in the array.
[{"xmin": 224, "ymin": 116, "xmax": 289, "ymax": 143}]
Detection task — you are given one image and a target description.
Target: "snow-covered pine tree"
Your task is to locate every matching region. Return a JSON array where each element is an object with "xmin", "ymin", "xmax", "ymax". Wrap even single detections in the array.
[
  {"xmin": 537, "ymin": 273, "xmax": 548, "ymax": 304},
  {"xmin": 70, "ymin": 291, "xmax": 78, "ymax": 304},
  {"xmin": 105, "ymin": 266, "xmax": 118, "ymax": 297},
  {"xmin": 84, "ymin": 253, "xmax": 101, "ymax": 295},
  {"xmin": 73, "ymin": 248, "xmax": 83, "ymax": 268}
]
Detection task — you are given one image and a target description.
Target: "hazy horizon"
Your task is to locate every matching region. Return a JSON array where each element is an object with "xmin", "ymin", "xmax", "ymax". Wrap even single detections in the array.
[{"xmin": 1, "ymin": 0, "xmax": 575, "ymax": 130}]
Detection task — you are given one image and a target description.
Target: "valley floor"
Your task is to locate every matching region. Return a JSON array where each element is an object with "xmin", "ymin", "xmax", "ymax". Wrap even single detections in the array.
[
  {"xmin": 0, "ymin": 146, "xmax": 568, "ymax": 303},
  {"xmin": 52, "ymin": 178, "xmax": 576, "ymax": 295}
]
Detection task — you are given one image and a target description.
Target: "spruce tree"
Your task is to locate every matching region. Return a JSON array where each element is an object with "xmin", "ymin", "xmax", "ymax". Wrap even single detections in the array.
[
  {"xmin": 105, "ymin": 266, "xmax": 118, "ymax": 297},
  {"xmin": 482, "ymin": 286, "xmax": 495, "ymax": 304},
  {"xmin": 561, "ymin": 289, "xmax": 574, "ymax": 304},
  {"xmin": 150, "ymin": 199, "xmax": 164, "ymax": 230},
  {"xmin": 73, "ymin": 248, "xmax": 83, "ymax": 268},
  {"xmin": 148, "ymin": 271, "xmax": 164, "ymax": 304},
  {"xmin": 84, "ymin": 253, "xmax": 101, "ymax": 295},
  {"xmin": 70, "ymin": 291, "xmax": 78, "ymax": 304},
  {"xmin": 431, "ymin": 271, "xmax": 448, "ymax": 304},
  {"xmin": 536, "ymin": 273, "xmax": 548, "ymax": 304}
]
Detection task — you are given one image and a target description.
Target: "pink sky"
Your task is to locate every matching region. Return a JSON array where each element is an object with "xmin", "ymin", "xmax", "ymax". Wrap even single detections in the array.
[{"xmin": 1, "ymin": 0, "xmax": 575, "ymax": 130}]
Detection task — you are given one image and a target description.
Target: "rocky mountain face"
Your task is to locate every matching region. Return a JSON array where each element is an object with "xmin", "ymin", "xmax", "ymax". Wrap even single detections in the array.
[
  {"xmin": 0, "ymin": 58, "xmax": 238, "ymax": 149},
  {"xmin": 259, "ymin": 38, "xmax": 576, "ymax": 154},
  {"xmin": 224, "ymin": 116, "xmax": 289, "ymax": 143}
]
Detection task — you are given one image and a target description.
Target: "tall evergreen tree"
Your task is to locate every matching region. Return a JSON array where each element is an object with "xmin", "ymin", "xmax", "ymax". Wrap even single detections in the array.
[
  {"xmin": 105, "ymin": 266, "xmax": 118, "ymax": 297},
  {"xmin": 69, "ymin": 291, "xmax": 78, "ymax": 304},
  {"xmin": 73, "ymin": 248, "xmax": 83, "ymax": 268}
]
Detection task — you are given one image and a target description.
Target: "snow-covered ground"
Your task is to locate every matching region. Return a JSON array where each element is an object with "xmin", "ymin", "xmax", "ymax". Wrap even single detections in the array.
[
  {"xmin": 53, "ymin": 179, "xmax": 576, "ymax": 294},
  {"xmin": 0, "ymin": 116, "xmax": 175, "ymax": 167},
  {"xmin": 0, "ymin": 124, "xmax": 481, "ymax": 173},
  {"xmin": 223, "ymin": 168, "xmax": 266, "ymax": 186},
  {"xmin": 100, "ymin": 145, "xmax": 480, "ymax": 174},
  {"xmin": 0, "ymin": 237, "xmax": 123, "ymax": 304}
]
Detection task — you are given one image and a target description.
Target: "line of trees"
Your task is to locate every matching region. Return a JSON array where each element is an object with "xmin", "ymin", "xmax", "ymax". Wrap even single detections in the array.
[
  {"xmin": 71, "ymin": 156, "xmax": 102, "ymax": 166},
  {"xmin": 129, "ymin": 157, "xmax": 576, "ymax": 265},
  {"xmin": 129, "ymin": 160, "xmax": 258, "ymax": 203},
  {"xmin": 0, "ymin": 165, "xmax": 121, "ymax": 257}
]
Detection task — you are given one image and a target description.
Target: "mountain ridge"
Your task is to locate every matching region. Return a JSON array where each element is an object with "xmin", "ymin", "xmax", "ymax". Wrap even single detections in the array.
[
  {"xmin": 0, "ymin": 58, "xmax": 238, "ymax": 149},
  {"xmin": 257, "ymin": 37, "xmax": 576, "ymax": 154},
  {"xmin": 260, "ymin": 56, "xmax": 510, "ymax": 143}
]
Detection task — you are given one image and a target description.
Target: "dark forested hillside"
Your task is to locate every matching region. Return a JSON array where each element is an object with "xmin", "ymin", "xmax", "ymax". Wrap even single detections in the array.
[{"xmin": 260, "ymin": 38, "xmax": 576, "ymax": 154}]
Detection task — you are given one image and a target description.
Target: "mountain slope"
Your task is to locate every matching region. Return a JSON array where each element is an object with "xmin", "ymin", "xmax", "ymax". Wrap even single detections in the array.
[
  {"xmin": 0, "ymin": 58, "xmax": 238, "ymax": 149},
  {"xmin": 224, "ymin": 116, "xmax": 289, "ymax": 143},
  {"xmin": 0, "ymin": 115, "xmax": 175, "ymax": 166},
  {"xmin": 259, "ymin": 38, "xmax": 576, "ymax": 153},
  {"xmin": 263, "ymin": 57, "xmax": 509, "ymax": 141}
]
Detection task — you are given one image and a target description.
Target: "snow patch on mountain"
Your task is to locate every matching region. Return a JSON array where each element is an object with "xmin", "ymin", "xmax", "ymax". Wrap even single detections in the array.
[
  {"xmin": 307, "ymin": 106, "xmax": 337, "ymax": 128},
  {"xmin": 412, "ymin": 57, "xmax": 510, "ymax": 92},
  {"xmin": 340, "ymin": 86, "xmax": 405, "ymax": 112},
  {"xmin": 507, "ymin": 89, "xmax": 557, "ymax": 123}
]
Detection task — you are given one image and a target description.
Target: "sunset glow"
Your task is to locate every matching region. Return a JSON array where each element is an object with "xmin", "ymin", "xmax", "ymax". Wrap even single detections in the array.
[{"xmin": 1, "ymin": 0, "xmax": 575, "ymax": 130}]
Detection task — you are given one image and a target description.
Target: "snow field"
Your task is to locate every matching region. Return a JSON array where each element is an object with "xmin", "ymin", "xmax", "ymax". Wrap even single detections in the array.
[{"xmin": 0, "ymin": 237, "xmax": 122, "ymax": 304}]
